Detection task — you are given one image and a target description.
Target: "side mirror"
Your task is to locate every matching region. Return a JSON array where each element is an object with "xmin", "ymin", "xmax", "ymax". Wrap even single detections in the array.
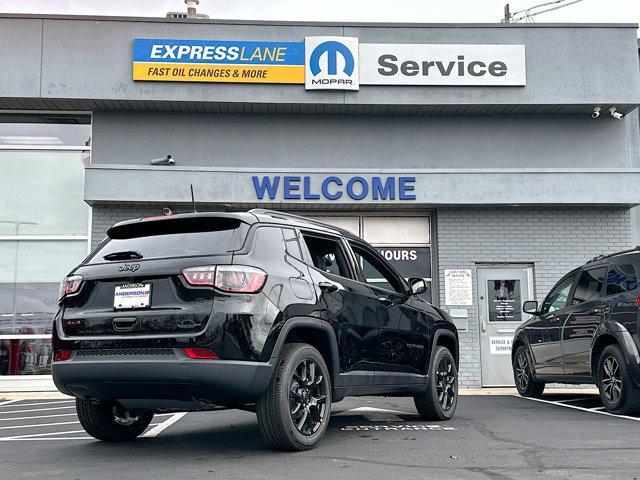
[
  {"xmin": 408, "ymin": 278, "xmax": 427, "ymax": 296},
  {"xmin": 523, "ymin": 300, "xmax": 539, "ymax": 315}
]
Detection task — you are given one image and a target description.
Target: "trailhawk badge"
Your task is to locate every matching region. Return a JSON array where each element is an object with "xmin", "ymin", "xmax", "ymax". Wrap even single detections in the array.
[{"xmin": 305, "ymin": 36, "xmax": 359, "ymax": 91}]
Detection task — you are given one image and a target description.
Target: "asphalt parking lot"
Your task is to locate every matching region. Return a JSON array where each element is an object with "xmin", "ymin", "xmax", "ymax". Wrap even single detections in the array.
[{"xmin": 1, "ymin": 392, "xmax": 639, "ymax": 480}]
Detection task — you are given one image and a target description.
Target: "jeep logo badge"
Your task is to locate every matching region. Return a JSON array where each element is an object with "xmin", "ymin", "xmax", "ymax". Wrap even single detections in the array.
[{"xmin": 118, "ymin": 263, "xmax": 140, "ymax": 272}]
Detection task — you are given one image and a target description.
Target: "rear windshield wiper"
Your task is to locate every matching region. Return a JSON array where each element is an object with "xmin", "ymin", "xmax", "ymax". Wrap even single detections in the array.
[{"xmin": 103, "ymin": 250, "xmax": 143, "ymax": 261}]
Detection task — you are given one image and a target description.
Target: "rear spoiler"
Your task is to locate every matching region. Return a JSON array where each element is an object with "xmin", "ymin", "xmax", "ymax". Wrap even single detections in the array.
[{"xmin": 107, "ymin": 213, "xmax": 254, "ymax": 240}]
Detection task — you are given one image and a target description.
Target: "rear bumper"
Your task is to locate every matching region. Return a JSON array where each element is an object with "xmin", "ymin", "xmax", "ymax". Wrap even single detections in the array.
[{"xmin": 52, "ymin": 350, "xmax": 273, "ymax": 406}]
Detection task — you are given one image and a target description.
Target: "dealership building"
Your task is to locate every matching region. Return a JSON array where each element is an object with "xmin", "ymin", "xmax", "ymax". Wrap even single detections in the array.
[{"xmin": 1, "ymin": 13, "xmax": 639, "ymax": 390}]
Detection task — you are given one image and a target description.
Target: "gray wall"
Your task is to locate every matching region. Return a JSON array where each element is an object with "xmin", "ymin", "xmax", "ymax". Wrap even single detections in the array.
[
  {"xmin": 437, "ymin": 206, "xmax": 633, "ymax": 388},
  {"xmin": 92, "ymin": 111, "xmax": 632, "ymax": 169},
  {"xmin": 0, "ymin": 16, "xmax": 638, "ymax": 109}
]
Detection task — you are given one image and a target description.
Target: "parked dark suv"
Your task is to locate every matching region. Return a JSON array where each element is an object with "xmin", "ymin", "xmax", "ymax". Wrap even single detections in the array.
[
  {"xmin": 512, "ymin": 247, "xmax": 640, "ymax": 414},
  {"xmin": 52, "ymin": 209, "xmax": 458, "ymax": 450}
]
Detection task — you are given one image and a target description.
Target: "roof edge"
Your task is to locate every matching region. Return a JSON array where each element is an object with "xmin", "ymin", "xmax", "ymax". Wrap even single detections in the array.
[{"xmin": 0, "ymin": 12, "xmax": 637, "ymax": 29}]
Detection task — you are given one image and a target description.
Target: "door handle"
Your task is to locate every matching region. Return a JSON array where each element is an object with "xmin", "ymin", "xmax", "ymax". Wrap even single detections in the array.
[
  {"xmin": 318, "ymin": 282, "xmax": 339, "ymax": 293},
  {"xmin": 377, "ymin": 296, "xmax": 394, "ymax": 307}
]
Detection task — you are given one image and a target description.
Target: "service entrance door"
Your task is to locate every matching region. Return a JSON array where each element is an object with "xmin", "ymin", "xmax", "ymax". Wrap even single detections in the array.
[{"xmin": 477, "ymin": 266, "xmax": 534, "ymax": 387}]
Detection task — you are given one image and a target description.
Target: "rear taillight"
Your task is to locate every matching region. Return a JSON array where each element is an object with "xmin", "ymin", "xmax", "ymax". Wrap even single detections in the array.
[
  {"xmin": 636, "ymin": 296, "xmax": 640, "ymax": 308},
  {"xmin": 53, "ymin": 349, "xmax": 72, "ymax": 362},
  {"xmin": 182, "ymin": 265, "xmax": 266, "ymax": 293},
  {"xmin": 184, "ymin": 347, "xmax": 219, "ymax": 359},
  {"xmin": 58, "ymin": 275, "xmax": 83, "ymax": 301},
  {"xmin": 181, "ymin": 266, "xmax": 216, "ymax": 286}
]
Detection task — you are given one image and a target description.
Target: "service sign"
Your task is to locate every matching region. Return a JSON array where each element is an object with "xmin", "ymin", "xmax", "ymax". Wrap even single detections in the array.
[
  {"xmin": 132, "ymin": 37, "xmax": 525, "ymax": 89},
  {"xmin": 360, "ymin": 44, "xmax": 526, "ymax": 86},
  {"xmin": 132, "ymin": 38, "xmax": 305, "ymax": 83}
]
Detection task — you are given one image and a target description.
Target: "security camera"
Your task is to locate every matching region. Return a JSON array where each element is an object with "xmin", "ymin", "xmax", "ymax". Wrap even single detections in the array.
[
  {"xmin": 150, "ymin": 155, "xmax": 174, "ymax": 166},
  {"xmin": 591, "ymin": 107, "xmax": 601, "ymax": 119},
  {"xmin": 609, "ymin": 107, "xmax": 624, "ymax": 120}
]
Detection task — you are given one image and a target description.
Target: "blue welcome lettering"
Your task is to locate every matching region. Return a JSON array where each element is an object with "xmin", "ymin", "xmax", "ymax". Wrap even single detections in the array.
[
  {"xmin": 252, "ymin": 176, "xmax": 280, "ymax": 200},
  {"xmin": 398, "ymin": 176, "xmax": 416, "ymax": 200},
  {"xmin": 372, "ymin": 177, "xmax": 396, "ymax": 200}
]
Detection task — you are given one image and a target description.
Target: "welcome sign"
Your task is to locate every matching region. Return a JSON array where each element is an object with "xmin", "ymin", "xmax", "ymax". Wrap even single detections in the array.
[{"xmin": 132, "ymin": 38, "xmax": 305, "ymax": 83}]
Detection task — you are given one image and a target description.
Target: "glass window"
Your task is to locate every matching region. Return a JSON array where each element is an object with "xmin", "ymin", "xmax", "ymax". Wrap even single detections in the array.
[
  {"xmin": 301, "ymin": 234, "xmax": 351, "ymax": 279},
  {"xmin": 606, "ymin": 264, "xmax": 638, "ymax": 295},
  {"xmin": 88, "ymin": 226, "xmax": 241, "ymax": 263},
  {"xmin": 572, "ymin": 267, "xmax": 606, "ymax": 305},
  {"xmin": 0, "ymin": 151, "xmax": 89, "ymax": 236},
  {"xmin": 282, "ymin": 228, "xmax": 303, "ymax": 261},
  {"xmin": 0, "ymin": 120, "xmax": 90, "ymax": 148},
  {"xmin": 350, "ymin": 242, "xmax": 404, "ymax": 293},
  {"xmin": 542, "ymin": 274, "xmax": 577, "ymax": 314},
  {"xmin": 487, "ymin": 279, "xmax": 522, "ymax": 322},
  {"xmin": 0, "ymin": 241, "xmax": 88, "ymax": 334},
  {"xmin": 1, "ymin": 338, "xmax": 53, "ymax": 376}
]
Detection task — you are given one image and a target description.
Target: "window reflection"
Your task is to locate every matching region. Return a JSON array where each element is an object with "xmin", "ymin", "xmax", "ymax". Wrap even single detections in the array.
[
  {"xmin": 0, "ymin": 338, "xmax": 52, "ymax": 375},
  {"xmin": 0, "ymin": 151, "xmax": 89, "ymax": 236}
]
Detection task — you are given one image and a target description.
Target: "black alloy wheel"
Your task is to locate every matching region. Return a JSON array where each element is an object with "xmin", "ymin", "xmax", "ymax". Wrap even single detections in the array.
[
  {"xmin": 289, "ymin": 358, "xmax": 328, "ymax": 436},
  {"xmin": 256, "ymin": 343, "xmax": 332, "ymax": 450},
  {"xmin": 597, "ymin": 344, "xmax": 640, "ymax": 415},
  {"xmin": 414, "ymin": 346, "xmax": 458, "ymax": 421},
  {"xmin": 512, "ymin": 345, "xmax": 545, "ymax": 398},
  {"xmin": 601, "ymin": 355, "xmax": 622, "ymax": 405},
  {"xmin": 436, "ymin": 355, "xmax": 456, "ymax": 411},
  {"xmin": 515, "ymin": 351, "xmax": 530, "ymax": 391}
]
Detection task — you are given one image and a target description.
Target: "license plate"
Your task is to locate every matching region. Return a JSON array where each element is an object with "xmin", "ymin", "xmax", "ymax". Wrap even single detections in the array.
[{"xmin": 114, "ymin": 283, "xmax": 151, "ymax": 310}]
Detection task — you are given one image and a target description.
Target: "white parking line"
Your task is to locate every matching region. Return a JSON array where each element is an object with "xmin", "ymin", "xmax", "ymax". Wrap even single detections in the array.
[
  {"xmin": 142, "ymin": 412, "xmax": 187, "ymax": 438},
  {"xmin": 0, "ymin": 420, "xmax": 80, "ymax": 430},
  {"xmin": 0, "ymin": 422, "xmax": 164, "ymax": 441},
  {"xmin": 0, "ymin": 400, "xmax": 75, "ymax": 408},
  {"xmin": 0, "ymin": 399, "xmax": 20, "ymax": 407},
  {"xmin": 0, "ymin": 413, "xmax": 78, "ymax": 422},
  {"xmin": 0, "ymin": 406, "xmax": 77, "ymax": 415},
  {"xmin": 515, "ymin": 395, "xmax": 640, "ymax": 422},
  {"xmin": 0, "ymin": 412, "xmax": 174, "ymax": 422}
]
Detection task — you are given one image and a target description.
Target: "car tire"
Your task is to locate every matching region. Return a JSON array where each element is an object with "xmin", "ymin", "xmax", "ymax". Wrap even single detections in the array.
[
  {"xmin": 256, "ymin": 343, "xmax": 332, "ymax": 451},
  {"xmin": 76, "ymin": 398, "xmax": 154, "ymax": 442},
  {"xmin": 414, "ymin": 346, "xmax": 458, "ymax": 421},
  {"xmin": 597, "ymin": 344, "xmax": 640, "ymax": 415},
  {"xmin": 513, "ymin": 345, "xmax": 545, "ymax": 398}
]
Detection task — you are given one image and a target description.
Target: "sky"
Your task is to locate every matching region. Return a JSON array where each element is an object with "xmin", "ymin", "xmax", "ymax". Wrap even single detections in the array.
[{"xmin": 1, "ymin": 0, "xmax": 639, "ymax": 24}]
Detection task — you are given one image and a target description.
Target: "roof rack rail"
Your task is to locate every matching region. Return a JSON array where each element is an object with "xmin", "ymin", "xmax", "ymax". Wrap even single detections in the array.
[
  {"xmin": 248, "ymin": 208, "xmax": 357, "ymax": 238},
  {"xmin": 588, "ymin": 246, "xmax": 640, "ymax": 264}
]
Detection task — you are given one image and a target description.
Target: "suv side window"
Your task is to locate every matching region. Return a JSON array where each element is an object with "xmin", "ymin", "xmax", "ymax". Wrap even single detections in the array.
[
  {"xmin": 300, "ymin": 233, "xmax": 352, "ymax": 279},
  {"xmin": 606, "ymin": 263, "xmax": 638, "ymax": 295},
  {"xmin": 572, "ymin": 267, "xmax": 606, "ymax": 305},
  {"xmin": 349, "ymin": 242, "xmax": 405, "ymax": 294},
  {"xmin": 281, "ymin": 228, "xmax": 303, "ymax": 261},
  {"xmin": 541, "ymin": 273, "xmax": 577, "ymax": 314}
]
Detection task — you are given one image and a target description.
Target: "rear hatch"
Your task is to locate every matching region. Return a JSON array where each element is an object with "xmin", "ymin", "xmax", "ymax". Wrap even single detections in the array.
[{"xmin": 59, "ymin": 215, "xmax": 248, "ymax": 338}]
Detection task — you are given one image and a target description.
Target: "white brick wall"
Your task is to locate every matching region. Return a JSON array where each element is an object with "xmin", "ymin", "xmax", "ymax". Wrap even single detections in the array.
[
  {"xmin": 91, "ymin": 204, "xmax": 634, "ymax": 388},
  {"xmin": 437, "ymin": 206, "xmax": 633, "ymax": 388}
]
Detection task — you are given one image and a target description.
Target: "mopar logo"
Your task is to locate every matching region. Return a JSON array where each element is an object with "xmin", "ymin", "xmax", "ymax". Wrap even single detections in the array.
[
  {"xmin": 118, "ymin": 263, "xmax": 140, "ymax": 272},
  {"xmin": 305, "ymin": 36, "xmax": 359, "ymax": 91},
  {"xmin": 309, "ymin": 41, "xmax": 355, "ymax": 77}
]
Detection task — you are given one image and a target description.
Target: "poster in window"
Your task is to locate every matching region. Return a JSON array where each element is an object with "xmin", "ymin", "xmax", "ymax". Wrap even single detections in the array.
[{"xmin": 488, "ymin": 279, "xmax": 521, "ymax": 322}]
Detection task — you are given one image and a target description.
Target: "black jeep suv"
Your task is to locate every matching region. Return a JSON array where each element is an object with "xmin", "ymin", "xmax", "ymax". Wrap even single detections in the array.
[
  {"xmin": 52, "ymin": 209, "xmax": 458, "ymax": 450},
  {"xmin": 513, "ymin": 247, "xmax": 640, "ymax": 414}
]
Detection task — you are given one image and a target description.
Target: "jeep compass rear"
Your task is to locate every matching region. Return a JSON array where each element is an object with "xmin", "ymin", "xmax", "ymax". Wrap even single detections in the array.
[{"xmin": 53, "ymin": 210, "xmax": 459, "ymax": 450}]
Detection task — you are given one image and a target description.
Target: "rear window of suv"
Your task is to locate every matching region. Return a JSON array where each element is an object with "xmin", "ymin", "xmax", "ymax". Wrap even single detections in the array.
[
  {"xmin": 606, "ymin": 264, "xmax": 638, "ymax": 295},
  {"xmin": 87, "ymin": 217, "xmax": 244, "ymax": 263}
]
